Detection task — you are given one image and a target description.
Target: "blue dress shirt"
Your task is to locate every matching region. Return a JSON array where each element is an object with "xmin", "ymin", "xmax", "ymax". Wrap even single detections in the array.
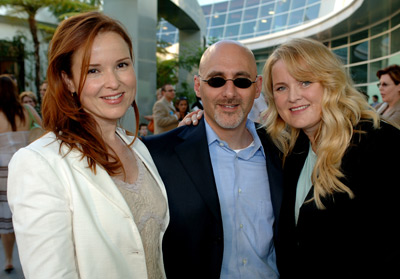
[{"xmin": 205, "ymin": 119, "xmax": 279, "ymax": 279}]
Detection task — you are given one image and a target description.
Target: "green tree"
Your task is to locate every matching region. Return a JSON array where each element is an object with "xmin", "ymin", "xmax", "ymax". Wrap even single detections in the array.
[
  {"xmin": 0, "ymin": 0, "xmax": 98, "ymax": 104},
  {"xmin": 156, "ymin": 40, "xmax": 210, "ymax": 104}
]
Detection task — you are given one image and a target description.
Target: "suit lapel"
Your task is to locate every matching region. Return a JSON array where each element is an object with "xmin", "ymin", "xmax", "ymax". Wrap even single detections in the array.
[
  {"xmin": 71, "ymin": 153, "xmax": 132, "ymax": 217},
  {"xmin": 174, "ymin": 119, "xmax": 222, "ymax": 222}
]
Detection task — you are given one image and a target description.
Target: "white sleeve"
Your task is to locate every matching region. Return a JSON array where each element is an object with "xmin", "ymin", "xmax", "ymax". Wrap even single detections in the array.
[{"xmin": 7, "ymin": 148, "xmax": 79, "ymax": 279}]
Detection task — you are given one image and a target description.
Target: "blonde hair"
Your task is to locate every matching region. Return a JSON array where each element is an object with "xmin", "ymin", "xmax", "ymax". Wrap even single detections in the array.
[
  {"xmin": 262, "ymin": 38, "xmax": 380, "ymax": 208},
  {"xmin": 20, "ymin": 91, "xmax": 38, "ymax": 104}
]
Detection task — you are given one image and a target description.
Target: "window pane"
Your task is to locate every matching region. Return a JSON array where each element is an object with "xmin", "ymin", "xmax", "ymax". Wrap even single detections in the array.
[
  {"xmin": 307, "ymin": 0, "xmax": 320, "ymax": 4},
  {"xmin": 244, "ymin": 7, "xmax": 259, "ymax": 21},
  {"xmin": 257, "ymin": 17, "xmax": 272, "ymax": 33},
  {"xmin": 304, "ymin": 4, "xmax": 320, "ymax": 21},
  {"xmin": 214, "ymin": 1, "xmax": 229, "ymax": 13},
  {"xmin": 202, "ymin": 5, "xmax": 212, "ymax": 16},
  {"xmin": 388, "ymin": 53, "xmax": 400, "ymax": 66},
  {"xmin": 332, "ymin": 47, "xmax": 348, "ymax": 64},
  {"xmin": 369, "ymin": 60, "xmax": 388, "ymax": 83},
  {"xmin": 292, "ymin": 0, "xmax": 306, "ymax": 9},
  {"xmin": 230, "ymin": 0, "xmax": 245, "ymax": 11},
  {"xmin": 276, "ymin": 0, "xmax": 291, "ymax": 14},
  {"xmin": 272, "ymin": 13, "xmax": 288, "ymax": 31},
  {"xmin": 288, "ymin": 9, "xmax": 304, "ymax": 26},
  {"xmin": 350, "ymin": 41, "xmax": 369, "ymax": 63},
  {"xmin": 391, "ymin": 12, "xmax": 400, "ymax": 27},
  {"xmin": 209, "ymin": 27, "xmax": 224, "ymax": 39},
  {"xmin": 241, "ymin": 20, "xmax": 257, "ymax": 35},
  {"xmin": 370, "ymin": 34, "xmax": 389, "ymax": 59},
  {"xmin": 205, "ymin": 16, "xmax": 211, "ymax": 27},
  {"xmin": 260, "ymin": 3, "xmax": 275, "ymax": 16},
  {"xmin": 370, "ymin": 21, "xmax": 388, "ymax": 36},
  {"xmin": 391, "ymin": 27, "xmax": 400, "ymax": 53},
  {"xmin": 350, "ymin": 30, "xmax": 368, "ymax": 43},
  {"xmin": 228, "ymin": 11, "xmax": 243, "ymax": 24},
  {"xmin": 331, "ymin": 37, "xmax": 348, "ymax": 48},
  {"xmin": 246, "ymin": 0, "xmax": 260, "ymax": 7},
  {"xmin": 161, "ymin": 33, "xmax": 176, "ymax": 44},
  {"xmin": 225, "ymin": 24, "xmax": 240, "ymax": 38},
  {"xmin": 350, "ymin": 64, "xmax": 368, "ymax": 84},
  {"xmin": 211, "ymin": 13, "xmax": 226, "ymax": 26}
]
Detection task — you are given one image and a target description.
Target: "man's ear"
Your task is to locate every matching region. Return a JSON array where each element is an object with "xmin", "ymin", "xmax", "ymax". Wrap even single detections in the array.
[
  {"xmin": 254, "ymin": 75, "xmax": 262, "ymax": 99},
  {"xmin": 61, "ymin": 71, "xmax": 76, "ymax": 93},
  {"xmin": 194, "ymin": 75, "xmax": 201, "ymax": 98}
]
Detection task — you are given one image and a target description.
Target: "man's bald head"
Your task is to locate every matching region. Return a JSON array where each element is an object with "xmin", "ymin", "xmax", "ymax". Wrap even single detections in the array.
[{"xmin": 199, "ymin": 40, "xmax": 257, "ymax": 77}]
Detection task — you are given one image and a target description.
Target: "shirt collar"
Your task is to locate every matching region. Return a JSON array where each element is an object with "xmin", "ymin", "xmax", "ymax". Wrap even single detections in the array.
[{"xmin": 204, "ymin": 117, "xmax": 265, "ymax": 158}]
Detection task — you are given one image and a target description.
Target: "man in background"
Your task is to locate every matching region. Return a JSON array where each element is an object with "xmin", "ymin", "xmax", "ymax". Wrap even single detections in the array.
[{"xmin": 152, "ymin": 84, "xmax": 180, "ymax": 134}]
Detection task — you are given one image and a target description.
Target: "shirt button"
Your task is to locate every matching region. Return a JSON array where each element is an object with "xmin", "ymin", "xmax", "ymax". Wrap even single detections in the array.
[
  {"xmin": 242, "ymin": 258, "xmax": 247, "ymax": 265},
  {"xmin": 239, "ymin": 224, "xmax": 243, "ymax": 229},
  {"xmin": 219, "ymin": 142, "xmax": 224, "ymax": 147},
  {"xmin": 238, "ymin": 188, "xmax": 242, "ymax": 193}
]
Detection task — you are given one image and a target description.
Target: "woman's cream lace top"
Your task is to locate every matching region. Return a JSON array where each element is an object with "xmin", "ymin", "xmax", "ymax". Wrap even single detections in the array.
[{"xmin": 112, "ymin": 153, "xmax": 167, "ymax": 279}]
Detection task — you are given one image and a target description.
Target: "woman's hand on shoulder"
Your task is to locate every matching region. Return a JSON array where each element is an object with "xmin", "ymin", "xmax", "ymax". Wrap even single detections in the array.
[{"xmin": 178, "ymin": 110, "xmax": 204, "ymax": 127}]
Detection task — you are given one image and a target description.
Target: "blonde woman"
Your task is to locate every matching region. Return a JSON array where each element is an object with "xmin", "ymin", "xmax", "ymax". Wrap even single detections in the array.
[{"xmin": 262, "ymin": 38, "xmax": 400, "ymax": 279}]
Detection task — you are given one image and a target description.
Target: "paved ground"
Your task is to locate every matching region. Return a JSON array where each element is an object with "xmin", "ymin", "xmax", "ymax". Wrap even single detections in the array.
[{"xmin": 0, "ymin": 238, "xmax": 23, "ymax": 279}]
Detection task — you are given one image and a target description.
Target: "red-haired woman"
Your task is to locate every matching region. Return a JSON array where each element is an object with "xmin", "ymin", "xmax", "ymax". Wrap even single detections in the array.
[{"xmin": 7, "ymin": 12, "xmax": 169, "ymax": 279}]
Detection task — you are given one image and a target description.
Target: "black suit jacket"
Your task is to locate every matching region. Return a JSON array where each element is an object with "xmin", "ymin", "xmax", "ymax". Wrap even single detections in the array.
[
  {"xmin": 276, "ymin": 121, "xmax": 400, "ymax": 279},
  {"xmin": 142, "ymin": 118, "xmax": 283, "ymax": 279}
]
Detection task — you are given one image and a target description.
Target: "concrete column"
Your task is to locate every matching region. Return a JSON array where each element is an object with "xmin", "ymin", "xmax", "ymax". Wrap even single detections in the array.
[{"xmin": 104, "ymin": 0, "xmax": 158, "ymax": 129}]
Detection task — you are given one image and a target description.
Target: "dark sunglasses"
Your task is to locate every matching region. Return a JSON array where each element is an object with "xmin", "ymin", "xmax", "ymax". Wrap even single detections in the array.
[{"xmin": 199, "ymin": 76, "xmax": 257, "ymax": 89}]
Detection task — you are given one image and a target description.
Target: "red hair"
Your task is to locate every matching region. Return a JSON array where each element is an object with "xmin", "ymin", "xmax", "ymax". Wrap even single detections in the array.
[{"xmin": 42, "ymin": 11, "xmax": 139, "ymax": 175}]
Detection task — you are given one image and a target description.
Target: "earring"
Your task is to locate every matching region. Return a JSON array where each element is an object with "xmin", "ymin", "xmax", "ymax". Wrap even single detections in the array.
[{"xmin": 71, "ymin": 92, "xmax": 77, "ymax": 97}]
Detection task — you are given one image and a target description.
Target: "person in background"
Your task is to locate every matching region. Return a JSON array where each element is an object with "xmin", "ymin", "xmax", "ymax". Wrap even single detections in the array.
[
  {"xmin": 0, "ymin": 75, "xmax": 41, "ymax": 274},
  {"xmin": 144, "ymin": 88, "xmax": 163, "ymax": 134},
  {"xmin": 191, "ymin": 95, "xmax": 203, "ymax": 111},
  {"xmin": 370, "ymin": 94, "xmax": 380, "ymax": 107},
  {"xmin": 375, "ymin": 64, "xmax": 400, "ymax": 126},
  {"xmin": 175, "ymin": 96, "xmax": 190, "ymax": 121},
  {"xmin": 143, "ymin": 40, "xmax": 282, "ymax": 279},
  {"xmin": 248, "ymin": 92, "xmax": 268, "ymax": 123},
  {"xmin": 20, "ymin": 91, "xmax": 38, "ymax": 108},
  {"xmin": 7, "ymin": 12, "xmax": 169, "ymax": 279},
  {"xmin": 39, "ymin": 80, "xmax": 48, "ymax": 100},
  {"xmin": 138, "ymin": 123, "xmax": 148, "ymax": 138},
  {"xmin": 152, "ymin": 84, "xmax": 180, "ymax": 134},
  {"xmin": 262, "ymin": 38, "xmax": 400, "ymax": 279}
]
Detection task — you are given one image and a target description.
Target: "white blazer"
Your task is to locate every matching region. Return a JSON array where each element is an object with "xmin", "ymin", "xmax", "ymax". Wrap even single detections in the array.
[{"xmin": 7, "ymin": 129, "xmax": 169, "ymax": 279}]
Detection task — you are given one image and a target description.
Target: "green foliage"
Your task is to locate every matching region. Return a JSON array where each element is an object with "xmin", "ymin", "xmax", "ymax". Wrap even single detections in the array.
[
  {"xmin": 0, "ymin": 0, "xmax": 100, "ymax": 103},
  {"xmin": 156, "ymin": 39, "xmax": 210, "ymax": 107}
]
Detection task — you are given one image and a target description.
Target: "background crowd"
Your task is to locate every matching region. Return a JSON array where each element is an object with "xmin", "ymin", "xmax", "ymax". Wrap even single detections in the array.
[{"xmin": 0, "ymin": 10, "xmax": 399, "ymax": 279}]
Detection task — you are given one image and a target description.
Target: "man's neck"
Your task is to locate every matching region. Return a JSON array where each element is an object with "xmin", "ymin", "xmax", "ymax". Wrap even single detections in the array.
[{"xmin": 205, "ymin": 116, "xmax": 253, "ymax": 150}]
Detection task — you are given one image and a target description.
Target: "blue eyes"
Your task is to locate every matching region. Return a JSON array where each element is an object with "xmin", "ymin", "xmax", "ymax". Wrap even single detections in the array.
[
  {"xmin": 300, "ymin": 81, "xmax": 311, "ymax": 87},
  {"xmin": 274, "ymin": 81, "xmax": 312, "ymax": 93}
]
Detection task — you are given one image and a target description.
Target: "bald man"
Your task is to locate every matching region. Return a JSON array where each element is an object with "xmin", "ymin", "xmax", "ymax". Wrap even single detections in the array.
[{"xmin": 142, "ymin": 40, "xmax": 282, "ymax": 279}]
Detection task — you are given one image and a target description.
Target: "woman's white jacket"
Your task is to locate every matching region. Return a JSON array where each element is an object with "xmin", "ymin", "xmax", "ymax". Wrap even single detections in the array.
[{"xmin": 7, "ymin": 129, "xmax": 169, "ymax": 279}]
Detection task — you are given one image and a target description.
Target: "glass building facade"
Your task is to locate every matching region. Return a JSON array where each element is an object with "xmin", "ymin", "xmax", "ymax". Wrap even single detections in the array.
[
  {"xmin": 157, "ymin": 0, "xmax": 400, "ymax": 100},
  {"xmin": 158, "ymin": 0, "xmax": 322, "ymax": 43}
]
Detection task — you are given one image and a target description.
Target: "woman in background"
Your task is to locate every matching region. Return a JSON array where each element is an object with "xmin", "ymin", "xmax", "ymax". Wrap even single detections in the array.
[
  {"xmin": 175, "ymin": 97, "xmax": 190, "ymax": 121},
  {"xmin": 263, "ymin": 38, "xmax": 400, "ymax": 279},
  {"xmin": 375, "ymin": 64, "xmax": 400, "ymax": 126},
  {"xmin": 20, "ymin": 91, "xmax": 38, "ymax": 108},
  {"xmin": 0, "ymin": 75, "xmax": 41, "ymax": 273},
  {"xmin": 8, "ymin": 12, "xmax": 169, "ymax": 279}
]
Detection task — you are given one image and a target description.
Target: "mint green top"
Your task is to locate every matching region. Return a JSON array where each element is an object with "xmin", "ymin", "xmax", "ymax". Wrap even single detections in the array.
[{"xmin": 295, "ymin": 143, "xmax": 317, "ymax": 225}]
